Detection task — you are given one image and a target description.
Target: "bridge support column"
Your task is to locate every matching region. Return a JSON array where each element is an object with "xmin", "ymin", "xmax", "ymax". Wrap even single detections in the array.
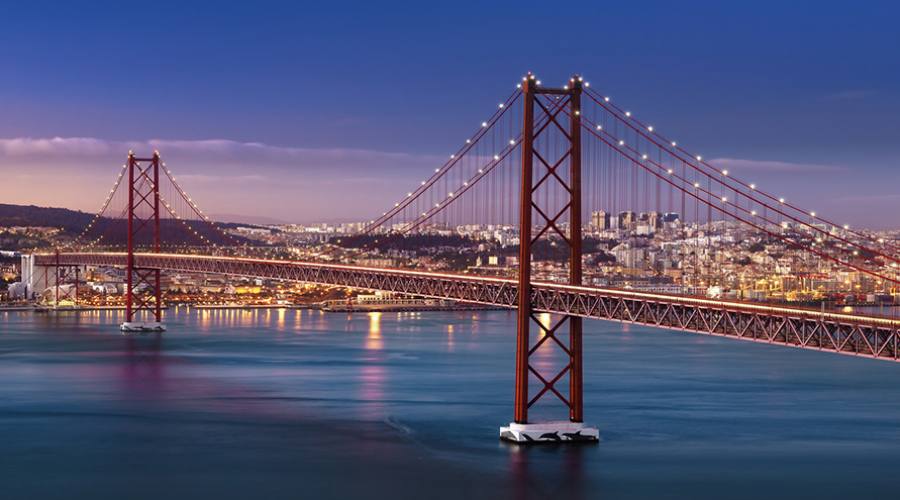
[
  {"xmin": 54, "ymin": 249, "xmax": 60, "ymax": 307},
  {"xmin": 501, "ymin": 74, "xmax": 597, "ymax": 443},
  {"xmin": 121, "ymin": 151, "xmax": 166, "ymax": 333},
  {"xmin": 73, "ymin": 266, "xmax": 79, "ymax": 305}
]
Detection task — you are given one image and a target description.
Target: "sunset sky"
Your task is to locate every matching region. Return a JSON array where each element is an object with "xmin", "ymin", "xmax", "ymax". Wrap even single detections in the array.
[{"xmin": 2, "ymin": 1, "xmax": 899, "ymax": 226}]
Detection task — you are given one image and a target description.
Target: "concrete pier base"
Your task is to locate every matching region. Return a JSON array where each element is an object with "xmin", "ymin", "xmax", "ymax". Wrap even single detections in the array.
[
  {"xmin": 120, "ymin": 322, "xmax": 166, "ymax": 333},
  {"xmin": 500, "ymin": 421, "xmax": 599, "ymax": 443}
]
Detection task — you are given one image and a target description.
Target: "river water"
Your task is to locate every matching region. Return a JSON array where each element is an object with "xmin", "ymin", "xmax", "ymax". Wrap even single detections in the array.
[{"xmin": 2, "ymin": 307, "xmax": 900, "ymax": 499}]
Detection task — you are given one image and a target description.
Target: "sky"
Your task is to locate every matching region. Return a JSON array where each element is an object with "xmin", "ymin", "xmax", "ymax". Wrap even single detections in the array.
[{"xmin": 1, "ymin": 0, "xmax": 899, "ymax": 227}]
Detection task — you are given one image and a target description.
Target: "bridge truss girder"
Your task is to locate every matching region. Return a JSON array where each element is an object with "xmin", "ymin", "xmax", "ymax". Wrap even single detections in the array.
[{"xmin": 41, "ymin": 252, "xmax": 900, "ymax": 362}]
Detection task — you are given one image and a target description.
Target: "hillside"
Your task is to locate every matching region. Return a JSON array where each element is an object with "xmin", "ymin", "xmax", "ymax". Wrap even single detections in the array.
[
  {"xmin": 0, "ymin": 203, "xmax": 262, "ymax": 248},
  {"xmin": 0, "ymin": 204, "xmax": 94, "ymax": 233}
]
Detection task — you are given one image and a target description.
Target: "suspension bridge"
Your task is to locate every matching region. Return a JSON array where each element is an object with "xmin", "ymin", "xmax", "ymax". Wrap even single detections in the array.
[{"xmin": 27, "ymin": 73, "xmax": 900, "ymax": 443}]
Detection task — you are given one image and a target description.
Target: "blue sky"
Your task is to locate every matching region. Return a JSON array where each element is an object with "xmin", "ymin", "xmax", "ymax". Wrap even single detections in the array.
[{"xmin": 1, "ymin": 0, "xmax": 899, "ymax": 226}]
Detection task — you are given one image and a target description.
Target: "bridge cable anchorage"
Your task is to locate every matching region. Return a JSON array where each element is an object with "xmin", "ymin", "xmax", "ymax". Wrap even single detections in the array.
[
  {"xmin": 582, "ymin": 86, "xmax": 900, "ymax": 263},
  {"xmin": 364, "ymin": 88, "xmax": 522, "ymax": 234}
]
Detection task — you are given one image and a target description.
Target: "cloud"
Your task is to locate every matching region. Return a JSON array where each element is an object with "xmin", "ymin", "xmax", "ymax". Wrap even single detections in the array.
[
  {"xmin": 708, "ymin": 157, "xmax": 846, "ymax": 173},
  {"xmin": 0, "ymin": 137, "xmax": 111, "ymax": 156},
  {"xmin": 2, "ymin": 137, "xmax": 891, "ymax": 226},
  {"xmin": 0, "ymin": 136, "xmax": 444, "ymax": 174},
  {"xmin": 0, "ymin": 136, "xmax": 450, "ymax": 222}
]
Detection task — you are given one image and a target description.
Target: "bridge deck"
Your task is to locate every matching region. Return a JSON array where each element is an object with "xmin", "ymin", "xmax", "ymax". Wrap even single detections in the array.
[{"xmin": 37, "ymin": 252, "xmax": 900, "ymax": 362}]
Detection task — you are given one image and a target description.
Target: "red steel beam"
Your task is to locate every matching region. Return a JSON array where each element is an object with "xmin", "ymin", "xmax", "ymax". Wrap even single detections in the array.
[
  {"xmin": 568, "ymin": 76, "xmax": 584, "ymax": 423},
  {"xmin": 39, "ymin": 251, "xmax": 900, "ymax": 363},
  {"xmin": 515, "ymin": 75, "xmax": 536, "ymax": 424}
]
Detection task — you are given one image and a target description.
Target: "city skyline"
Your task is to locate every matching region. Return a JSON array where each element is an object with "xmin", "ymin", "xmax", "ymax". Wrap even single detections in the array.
[{"xmin": 2, "ymin": 1, "xmax": 899, "ymax": 227}]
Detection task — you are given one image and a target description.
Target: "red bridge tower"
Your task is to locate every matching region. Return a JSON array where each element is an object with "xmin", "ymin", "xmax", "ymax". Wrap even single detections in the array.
[
  {"xmin": 500, "ymin": 74, "xmax": 598, "ymax": 443},
  {"xmin": 121, "ymin": 151, "xmax": 166, "ymax": 333}
]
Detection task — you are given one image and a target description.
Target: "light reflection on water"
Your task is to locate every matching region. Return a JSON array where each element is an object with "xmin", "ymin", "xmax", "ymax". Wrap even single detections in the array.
[
  {"xmin": 2, "ymin": 308, "xmax": 900, "ymax": 499},
  {"xmin": 366, "ymin": 311, "xmax": 383, "ymax": 351},
  {"xmin": 446, "ymin": 323, "xmax": 455, "ymax": 352}
]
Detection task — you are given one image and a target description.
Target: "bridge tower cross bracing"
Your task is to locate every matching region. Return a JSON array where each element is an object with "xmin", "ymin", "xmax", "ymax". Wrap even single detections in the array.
[
  {"xmin": 501, "ymin": 74, "xmax": 598, "ymax": 443},
  {"xmin": 121, "ymin": 151, "xmax": 166, "ymax": 333}
]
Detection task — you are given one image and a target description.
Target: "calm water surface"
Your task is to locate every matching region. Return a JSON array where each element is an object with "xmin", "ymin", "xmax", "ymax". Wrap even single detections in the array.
[{"xmin": 2, "ymin": 307, "xmax": 900, "ymax": 499}]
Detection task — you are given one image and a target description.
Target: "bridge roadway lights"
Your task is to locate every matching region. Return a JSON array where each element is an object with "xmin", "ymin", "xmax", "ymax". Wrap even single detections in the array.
[
  {"xmin": 120, "ymin": 321, "xmax": 167, "ymax": 333},
  {"xmin": 500, "ymin": 421, "xmax": 599, "ymax": 443}
]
